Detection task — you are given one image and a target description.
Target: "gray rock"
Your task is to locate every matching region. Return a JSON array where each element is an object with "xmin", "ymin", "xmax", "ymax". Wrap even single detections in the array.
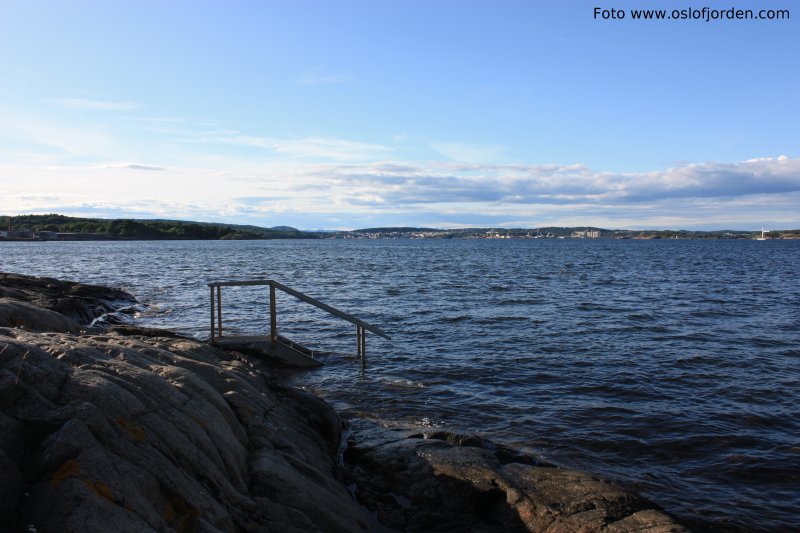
[
  {"xmin": 344, "ymin": 424, "xmax": 690, "ymax": 532},
  {"xmin": 1, "ymin": 326, "xmax": 371, "ymax": 532},
  {"xmin": 0, "ymin": 273, "xmax": 691, "ymax": 532},
  {"xmin": 0, "ymin": 299, "xmax": 82, "ymax": 333},
  {"xmin": 0, "ymin": 272, "xmax": 136, "ymax": 325}
]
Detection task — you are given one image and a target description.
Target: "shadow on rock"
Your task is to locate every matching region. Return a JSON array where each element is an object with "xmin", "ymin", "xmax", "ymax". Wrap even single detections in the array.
[{"xmin": 344, "ymin": 422, "xmax": 689, "ymax": 533}]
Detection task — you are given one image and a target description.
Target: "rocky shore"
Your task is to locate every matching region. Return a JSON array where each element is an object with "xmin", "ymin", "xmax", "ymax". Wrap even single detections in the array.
[{"xmin": 0, "ymin": 273, "xmax": 688, "ymax": 532}]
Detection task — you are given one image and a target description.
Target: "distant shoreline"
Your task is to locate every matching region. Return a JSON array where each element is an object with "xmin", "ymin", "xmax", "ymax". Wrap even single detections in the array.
[
  {"xmin": 2, "ymin": 233, "xmax": 799, "ymax": 242},
  {"xmin": 2, "ymin": 213, "xmax": 799, "ymax": 241}
]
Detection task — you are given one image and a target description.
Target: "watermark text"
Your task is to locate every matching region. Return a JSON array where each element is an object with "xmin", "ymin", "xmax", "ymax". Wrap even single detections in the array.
[{"xmin": 593, "ymin": 6, "xmax": 790, "ymax": 22}]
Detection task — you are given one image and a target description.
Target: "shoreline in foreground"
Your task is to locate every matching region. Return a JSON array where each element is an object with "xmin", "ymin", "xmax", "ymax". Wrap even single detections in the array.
[{"xmin": 0, "ymin": 272, "xmax": 692, "ymax": 531}]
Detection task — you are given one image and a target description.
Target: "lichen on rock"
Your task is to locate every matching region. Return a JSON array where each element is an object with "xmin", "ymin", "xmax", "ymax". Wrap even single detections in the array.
[{"xmin": 0, "ymin": 273, "xmax": 370, "ymax": 532}]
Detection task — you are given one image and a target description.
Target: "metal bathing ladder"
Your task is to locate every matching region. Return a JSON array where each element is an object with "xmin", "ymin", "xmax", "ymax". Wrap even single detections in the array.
[{"xmin": 208, "ymin": 279, "xmax": 390, "ymax": 368}]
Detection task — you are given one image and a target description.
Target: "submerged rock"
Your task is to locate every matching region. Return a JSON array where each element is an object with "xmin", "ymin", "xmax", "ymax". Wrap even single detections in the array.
[{"xmin": 344, "ymin": 423, "xmax": 689, "ymax": 532}]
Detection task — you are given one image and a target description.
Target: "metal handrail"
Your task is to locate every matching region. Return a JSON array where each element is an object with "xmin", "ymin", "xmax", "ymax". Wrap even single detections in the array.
[{"xmin": 208, "ymin": 279, "xmax": 389, "ymax": 368}]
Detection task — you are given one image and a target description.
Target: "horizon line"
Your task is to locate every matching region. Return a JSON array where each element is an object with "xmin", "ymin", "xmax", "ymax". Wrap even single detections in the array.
[{"xmin": 1, "ymin": 213, "xmax": 797, "ymax": 234}]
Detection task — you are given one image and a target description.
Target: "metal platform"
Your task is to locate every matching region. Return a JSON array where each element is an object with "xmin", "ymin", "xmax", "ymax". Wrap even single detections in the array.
[{"xmin": 214, "ymin": 336, "xmax": 321, "ymax": 367}]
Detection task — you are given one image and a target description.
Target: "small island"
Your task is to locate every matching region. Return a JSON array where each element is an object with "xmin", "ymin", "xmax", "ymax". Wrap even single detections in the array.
[{"xmin": 0, "ymin": 214, "xmax": 316, "ymax": 241}]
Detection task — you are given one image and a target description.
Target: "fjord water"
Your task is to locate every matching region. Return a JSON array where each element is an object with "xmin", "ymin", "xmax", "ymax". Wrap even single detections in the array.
[{"xmin": 2, "ymin": 238, "xmax": 798, "ymax": 530}]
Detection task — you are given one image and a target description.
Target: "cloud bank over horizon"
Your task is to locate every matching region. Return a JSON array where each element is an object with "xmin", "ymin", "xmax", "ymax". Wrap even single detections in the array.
[{"xmin": 2, "ymin": 154, "xmax": 797, "ymax": 231}]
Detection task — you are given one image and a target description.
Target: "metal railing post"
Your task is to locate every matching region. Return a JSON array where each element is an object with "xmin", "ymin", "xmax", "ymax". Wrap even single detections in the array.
[
  {"xmin": 270, "ymin": 283, "xmax": 277, "ymax": 342},
  {"xmin": 210, "ymin": 286, "xmax": 215, "ymax": 343},
  {"xmin": 357, "ymin": 325, "xmax": 366, "ymax": 369},
  {"xmin": 356, "ymin": 325, "xmax": 361, "ymax": 364},
  {"xmin": 216, "ymin": 286, "xmax": 222, "ymax": 338},
  {"xmin": 362, "ymin": 328, "xmax": 367, "ymax": 368}
]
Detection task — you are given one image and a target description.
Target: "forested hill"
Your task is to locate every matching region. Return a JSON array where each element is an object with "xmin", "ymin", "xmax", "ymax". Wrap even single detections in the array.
[{"xmin": 2, "ymin": 214, "xmax": 316, "ymax": 240}]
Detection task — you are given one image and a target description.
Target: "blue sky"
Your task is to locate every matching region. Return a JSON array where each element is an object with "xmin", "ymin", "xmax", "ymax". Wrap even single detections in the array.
[{"xmin": 1, "ymin": 0, "xmax": 797, "ymax": 230}]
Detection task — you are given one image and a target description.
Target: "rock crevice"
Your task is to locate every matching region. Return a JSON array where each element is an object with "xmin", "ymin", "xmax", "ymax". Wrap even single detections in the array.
[{"xmin": 344, "ymin": 425, "xmax": 688, "ymax": 532}]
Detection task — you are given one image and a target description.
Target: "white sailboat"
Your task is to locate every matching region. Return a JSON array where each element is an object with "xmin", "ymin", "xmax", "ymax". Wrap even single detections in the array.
[{"xmin": 756, "ymin": 228, "xmax": 769, "ymax": 241}]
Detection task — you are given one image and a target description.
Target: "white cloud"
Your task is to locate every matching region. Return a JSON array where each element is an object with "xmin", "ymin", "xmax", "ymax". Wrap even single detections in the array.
[
  {"xmin": 93, "ymin": 162, "xmax": 165, "ymax": 171},
  {"xmin": 0, "ymin": 116, "xmax": 113, "ymax": 156},
  {"xmin": 198, "ymin": 131, "xmax": 393, "ymax": 162},
  {"xmin": 1, "ymin": 153, "xmax": 797, "ymax": 230},
  {"xmin": 271, "ymin": 137, "xmax": 392, "ymax": 161},
  {"xmin": 46, "ymin": 97, "xmax": 142, "ymax": 111}
]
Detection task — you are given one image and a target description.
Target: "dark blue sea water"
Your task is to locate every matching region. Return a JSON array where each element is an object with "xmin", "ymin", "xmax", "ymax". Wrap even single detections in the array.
[{"xmin": 2, "ymin": 238, "xmax": 799, "ymax": 531}]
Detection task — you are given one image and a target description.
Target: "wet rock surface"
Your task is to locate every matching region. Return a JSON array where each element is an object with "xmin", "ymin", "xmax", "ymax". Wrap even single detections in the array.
[
  {"xmin": 0, "ymin": 272, "xmax": 137, "ymax": 326},
  {"xmin": 344, "ymin": 422, "xmax": 689, "ymax": 532},
  {"xmin": 0, "ymin": 273, "xmax": 690, "ymax": 532}
]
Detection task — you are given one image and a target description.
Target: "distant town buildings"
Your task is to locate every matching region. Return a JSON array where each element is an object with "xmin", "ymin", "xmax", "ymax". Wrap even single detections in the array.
[
  {"xmin": 571, "ymin": 229, "xmax": 600, "ymax": 238},
  {"xmin": 0, "ymin": 229, "xmax": 33, "ymax": 239},
  {"xmin": 0, "ymin": 230, "xmax": 113, "ymax": 241},
  {"xmin": 1, "ymin": 216, "xmax": 796, "ymax": 241},
  {"xmin": 35, "ymin": 231, "xmax": 59, "ymax": 240}
]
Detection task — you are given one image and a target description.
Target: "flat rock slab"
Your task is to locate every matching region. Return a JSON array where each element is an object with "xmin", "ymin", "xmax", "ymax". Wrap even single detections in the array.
[
  {"xmin": 0, "ymin": 272, "xmax": 137, "ymax": 326},
  {"xmin": 0, "ymin": 298, "xmax": 82, "ymax": 333},
  {"xmin": 215, "ymin": 338, "xmax": 322, "ymax": 368},
  {"xmin": 344, "ymin": 422, "xmax": 690, "ymax": 532}
]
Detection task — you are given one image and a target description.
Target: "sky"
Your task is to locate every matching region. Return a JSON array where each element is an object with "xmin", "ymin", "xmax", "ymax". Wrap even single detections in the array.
[{"xmin": 0, "ymin": 0, "xmax": 798, "ymax": 230}]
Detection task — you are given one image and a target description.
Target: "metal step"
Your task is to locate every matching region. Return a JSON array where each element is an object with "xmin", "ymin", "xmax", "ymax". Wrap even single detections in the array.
[{"xmin": 214, "ymin": 335, "xmax": 321, "ymax": 367}]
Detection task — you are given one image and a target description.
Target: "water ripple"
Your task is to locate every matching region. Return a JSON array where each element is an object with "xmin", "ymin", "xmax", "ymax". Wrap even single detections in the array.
[{"xmin": 2, "ymin": 238, "xmax": 799, "ymax": 531}]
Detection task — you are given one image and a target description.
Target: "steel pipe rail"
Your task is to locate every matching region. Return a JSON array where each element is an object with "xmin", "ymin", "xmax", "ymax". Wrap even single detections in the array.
[{"xmin": 208, "ymin": 279, "xmax": 389, "ymax": 368}]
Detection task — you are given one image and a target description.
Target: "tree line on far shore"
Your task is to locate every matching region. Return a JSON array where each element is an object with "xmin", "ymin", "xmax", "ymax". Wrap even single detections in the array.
[
  {"xmin": 3, "ymin": 214, "xmax": 798, "ymax": 241},
  {"xmin": 1, "ymin": 214, "xmax": 315, "ymax": 240}
]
